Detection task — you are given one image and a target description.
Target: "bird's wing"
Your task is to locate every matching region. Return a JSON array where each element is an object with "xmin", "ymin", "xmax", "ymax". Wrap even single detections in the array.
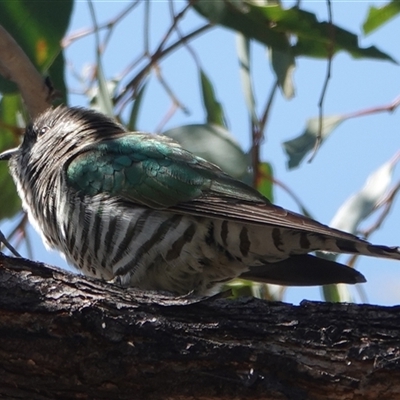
[
  {"xmin": 66, "ymin": 133, "xmax": 253, "ymax": 208},
  {"xmin": 66, "ymin": 134, "xmax": 361, "ymax": 243},
  {"xmin": 170, "ymin": 196, "xmax": 367, "ymax": 243}
]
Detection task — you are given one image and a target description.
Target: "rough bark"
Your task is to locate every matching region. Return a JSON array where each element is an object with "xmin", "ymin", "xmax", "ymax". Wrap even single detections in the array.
[{"xmin": 0, "ymin": 253, "xmax": 399, "ymax": 400}]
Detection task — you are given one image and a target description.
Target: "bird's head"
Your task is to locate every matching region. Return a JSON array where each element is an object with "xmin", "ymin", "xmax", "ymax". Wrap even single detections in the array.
[{"xmin": 0, "ymin": 106, "xmax": 126, "ymax": 178}]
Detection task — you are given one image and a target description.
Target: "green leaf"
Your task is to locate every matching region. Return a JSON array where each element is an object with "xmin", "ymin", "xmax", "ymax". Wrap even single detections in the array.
[
  {"xmin": 199, "ymin": 69, "xmax": 226, "ymax": 127},
  {"xmin": 88, "ymin": 2, "xmax": 114, "ymax": 118},
  {"xmin": 322, "ymin": 283, "xmax": 352, "ymax": 303},
  {"xmin": 257, "ymin": 162, "xmax": 274, "ymax": 202},
  {"xmin": 127, "ymin": 82, "xmax": 147, "ymax": 132},
  {"xmin": 193, "ymin": 0, "xmax": 290, "ymax": 51},
  {"xmin": 0, "ymin": 0, "xmax": 73, "ymax": 94},
  {"xmin": 282, "ymin": 115, "xmax": 344, "ymax": 169},
  {"xmin": 236, "ymin": 34, "xmax": 258, "ymax": 127},
  {"xmin": 193, "ymin": 1, "xmax": 396, "ymax": 62},
  {"xmin": 163, "ymin": 124, "xmax": 248, "ymax": 179},
  {"xmin": 363, "ymin": 0, "xmax": 400, "ymax": 35},
  {"xmin": 270, "ymin": 48, "xmax": 295, "ymax": 99},
  {"xmin": 224, "ymin": 279, "xmax": 256, "ymax": 299},
  {"xmin": 0, "ymin": 95, "xmax": 23, "ymax": 220},
  {"xmin": 252, "ymin": 4, "xmax": 396, "ymax": 62}
]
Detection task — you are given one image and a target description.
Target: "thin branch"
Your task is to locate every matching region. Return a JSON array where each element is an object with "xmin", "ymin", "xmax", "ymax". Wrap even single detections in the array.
[
  {"xmin": 0, "ymin": 229, "xmax": 21, "ymax": 257},
  {"xmin": 155, "ymin": 103, "xmax": 179, "ymax": 133},
  {"xmin": 153, "ymin": 63, "xmax": 190, "ymax": 115},
  {"xmin": 144, "ymin": 0, "xmax": 151, "ymax": 55},
  {"xmin": 169, "ymin": 0, "xmax": 202, "ymax": 69},
  {"xmin": 259, "ymin": 80, "xmax": 279, "ymax": 134},
  {"xmin": 258, "ymin": 169, "xmax": 313, "ymax": 216},
  {"xmin": 344, "ymin": 94, "xmax": 400, "ymax": 120},
  {"xmin": 115, "ymin": 23, "xmax": 212, "ymax": 106},
  {"xmin": 62, "ymin": 1, "xmax": 140, "ymax": 48},
  {"xmin": 308, "ymin": 0, "xmax": 333, "ymax": 163}
]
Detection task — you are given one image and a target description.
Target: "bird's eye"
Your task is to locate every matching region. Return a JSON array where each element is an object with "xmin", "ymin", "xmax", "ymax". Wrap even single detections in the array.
[{"xmin": 39, "ymin": 126, "xmax": 48, "ymax": 136}]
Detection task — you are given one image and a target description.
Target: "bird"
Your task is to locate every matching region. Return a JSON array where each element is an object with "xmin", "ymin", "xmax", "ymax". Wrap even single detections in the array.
[{"xmin": 1, "ymin": 105, "xmax": 399, "ymax": 296}]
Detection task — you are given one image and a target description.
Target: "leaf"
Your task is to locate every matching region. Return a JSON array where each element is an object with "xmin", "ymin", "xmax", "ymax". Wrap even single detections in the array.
[
  {"xmin": 88, "ymin": 80, "xmax": 117, "ymax": 115},
  {"xmin": 329, "ymin": 155, "xmax": 399, "ymax": 234},
  {"xmin": 0, "ymin": 94, "xmax": 23, "ymax": 220},
  {"xmin": 193, "ymin": 0, "xmax": 290, "ymax": 51},
  {"xmin": 257, "ymin": 162, "xmax": 274, "ymax": 202},
  {"xmin": 163, "ymin": 124, "xmax": 248, "ymax": 179},
  {"xmin": 322, "ymin": 284, "xmax": 352, "ymax": 303},
  {"xmin": 127, "ymin": 82, "xmax": 147, "ymax": 132},
  {"xmin": 193, "ymin": 1, "xmax": 396, "ymax": 63},
  {"xmin": 199, "ymin": 69, "xmax": 226, "ymax": 127},
  {"xmin": 0, "ymin": 0, "xmax": 73, "ymax": 94},
  {"xmin": 95, "ymin": 67, "xmax": 114, "ymax": 117},
  {"xmin": 253, "ymin": 4, "xmax": 396, "ymax": 62},
  {"xmin": 224, "ymin": 279, "xmax": 257, "ymax": 299},
  {"xmin": 236, "ymin": 34, "xmax": 258, "ymax": 127},
  {"xmin": 269, "ymin": 48, "xmax": 295, "ymax": 99},
  {"xmin": 319, "ymin": 154, "xmax": 400, "ymax": 302},
  {"xmin": 363, "ymin": 0, "xmax": 400, "ymax": 35},
  {"xmin": 282, "ymin": 115, "xmax": 344, "ymax": 169},
  {"xmin": 88, "ymin": 2, "xmax": 114, "ymax": 118}
]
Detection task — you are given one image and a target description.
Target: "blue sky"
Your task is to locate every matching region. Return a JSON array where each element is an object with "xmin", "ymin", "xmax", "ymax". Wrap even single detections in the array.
[{"xmin": 8, "ymin": 1, "xmax": 400, "ymax": 305}]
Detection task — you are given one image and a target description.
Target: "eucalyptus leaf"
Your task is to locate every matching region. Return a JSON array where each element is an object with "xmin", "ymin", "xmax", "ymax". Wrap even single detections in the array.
[
  {"xmin": 321, "ymin": 284, "xmax": 352, "ymax": 303},
  {"xmin": 0, "ymin": 94, "xmax": 23, "ymax": 220},
  {"xmin": 270, "ymin": 47, "xmax": 295, "ymax": 99},
  {"xmin": 363, "ymin": 0, "xmax": 400, "ymax": 35},
  {"xmin": 163, "ymin": 124, "xmax": 248, "ymax": 179},
  {"xmin": 329, "ymin": 156, "xmax": 398, "ymax": 234},
  {"xmin": 199, "ymin": 69, "xmax": 226, "ymax": 127},
  {"xmin": 319, "ymin": 155, "xmax": 399, "ymax": 302},
  {"xmin": 127, "ymin": 82, "xmax": 147, "ymax": 131},
  {"xmin": 193, "ymin": 0, "xmax": 290, "ymax": 51},
  {"xmin": 236, "ymin": 34, "xmax": 258, "ymax": 127},
  {"xmin": 193, "ymin": 1, "xmax": 395, "ymax": 62},
  {"xmin": 88, "ymin": 80, "xmax": 117, "ymax": 116},
  {"xmin": 257, "ymin": 162, "xmax": 274, "ymax": 202},
  {"xmin": 283, "ymin": 115, "xmax": 344, "ymax": 169}
]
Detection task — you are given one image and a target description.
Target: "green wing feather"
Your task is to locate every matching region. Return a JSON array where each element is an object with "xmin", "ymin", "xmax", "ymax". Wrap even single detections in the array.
[{"xmin": 66, "ymin": 134, "xmax": 265, "ymax": 209}]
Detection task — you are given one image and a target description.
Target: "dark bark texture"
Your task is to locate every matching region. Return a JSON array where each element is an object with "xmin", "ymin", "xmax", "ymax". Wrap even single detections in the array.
[{"xmin": 0, "ymin": 252, "xmax": 399, "ymax": 400}]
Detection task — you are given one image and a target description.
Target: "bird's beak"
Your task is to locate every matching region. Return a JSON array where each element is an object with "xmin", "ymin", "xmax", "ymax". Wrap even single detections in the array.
[{"xmin": 0, "ymin": 147, "xmax": 19, "ymax": 161}]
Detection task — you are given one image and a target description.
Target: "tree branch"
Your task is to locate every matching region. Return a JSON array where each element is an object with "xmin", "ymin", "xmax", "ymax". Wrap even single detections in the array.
[
  {"xmin": 0, "ymin": 25, "xmax": 52, "ymax": 118},
  {"xmin": 0, "ymin": 253, "xmax": 399, "ymax": 400}
]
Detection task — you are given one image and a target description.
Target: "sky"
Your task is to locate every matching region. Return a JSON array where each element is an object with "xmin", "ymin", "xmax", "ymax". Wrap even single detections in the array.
[{"xmin": 5, "ymin": 1, "xmax": 400, "ymax": 305}]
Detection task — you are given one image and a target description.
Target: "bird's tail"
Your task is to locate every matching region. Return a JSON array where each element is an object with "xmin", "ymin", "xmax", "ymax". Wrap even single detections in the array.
[
  {"xmin": 324, "ymin": 237, "xmax": 400, "ymax": 261},
  {"xmin": 240, "ymin": 254, "xmax": 366, "ymax": 286}
]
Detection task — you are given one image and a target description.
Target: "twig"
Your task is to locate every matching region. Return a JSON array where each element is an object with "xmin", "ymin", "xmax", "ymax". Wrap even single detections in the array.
[
  {"xmin": 153, "ymin": 64, "xmax": 190, "ymax": 115},
  {"xmin": 258, "ymin": 169, "xmax": 313, "ymax": 216},
  {"xmin": 0, "ymin": 229, "xmax": 21, "ymax": 257},
  {"xmin": 62, "ymin": 1, "xmax": 140, "ymax": 48},
  {"xmin": 115, "ymin": 24, "xmax": 212, "ymax": 106},
  {"xmin": 308, "ymin": 0, "xmax": 334, "ymax": 163},
  {"xmin": 344, "ymin": 95, "xmax": 400, "ymax": 120}
]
